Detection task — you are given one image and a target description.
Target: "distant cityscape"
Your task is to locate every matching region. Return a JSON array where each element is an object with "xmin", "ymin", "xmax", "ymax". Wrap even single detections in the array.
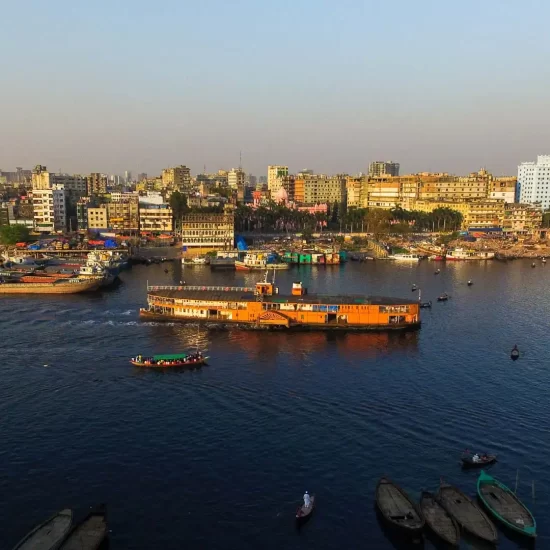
[{"xmin": 1, "ymin": 156, "xmax": 549, "ymax": 248}]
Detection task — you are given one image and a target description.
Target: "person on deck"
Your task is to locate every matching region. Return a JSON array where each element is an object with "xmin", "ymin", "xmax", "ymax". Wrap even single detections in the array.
[
  {"xmin": 303, "ymin": 491, "xmax": 311, "ymax": 507},
  {"xmin": 472, "ymin": 454, "xmax": 480, "ymax": 463}
]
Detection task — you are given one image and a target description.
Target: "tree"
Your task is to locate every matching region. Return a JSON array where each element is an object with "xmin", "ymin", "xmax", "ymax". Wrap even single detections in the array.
[
  {"xmin": 0, "ymin": 225, "xmax": 30, "ymax": 245},
  {"xmin": 169, "ymin": 191, "xmax": 189, "ymax": 220}
]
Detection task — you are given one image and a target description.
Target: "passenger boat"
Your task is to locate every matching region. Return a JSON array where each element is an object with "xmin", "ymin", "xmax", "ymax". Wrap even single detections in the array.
[
  {"xmin": 140, "ymin": 275, "xmax": 421, "ymax": 331},
  {"xmin": 235, "ymin": 252, "xmax": 289, "ymax": 271},
  {"xmin": 388, "ymin": 253, "xmax": 421, "ymax": 262},
  {"xmin": 477, "ymin": 470, "xmax": 536, "ymax": 538},
  {"xmin": 11, "ymin": 508, "xmax": 73, "ymax": 550},
  {"xmin": 375, "ymin": 477, "xmax": 424, "ymax": 536},
  {"xmin": 130, "ymin": 352, "xmax": 208, "ymax": 368},
  {"xmin": 296, "ymin": 494, "xmax": 315, "ymax": 524},
  {"xmin": 446, "ymin": 248, "xmax": 495, "ymax": 261},
  {"xmin": 461, "ymin": 451, "xmax": 497, "ymax": 469},
  {"xmin": 57, "ymin": 504, "xmax": 107, "ymax": 550},
  {"xmin": 420, "ymin": 491, "xmax": 460, "ymax": 547},
  {"xmin": 438, "ymin": 483, "xmax": 497, "ymax": 544}
]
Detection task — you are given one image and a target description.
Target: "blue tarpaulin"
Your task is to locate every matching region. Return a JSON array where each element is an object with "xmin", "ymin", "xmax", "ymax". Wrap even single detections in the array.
[
  {"xmin": 235, "ymin": 235, "xmax": 248, "ymax": 251},
  {"xmin": 104, "ymin": 239, "xmax": 117, "ymax": 248}
]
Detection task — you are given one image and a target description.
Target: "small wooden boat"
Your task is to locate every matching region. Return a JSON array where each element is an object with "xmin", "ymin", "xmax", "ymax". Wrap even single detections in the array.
[
  {"xmin": 12, "ymin": 509, "xmax": 73, "ymax": 550},
  {"xmin": 467, "ymin": 280, "xmax": 473, "ymax": 286},
  {"xmin": 420, "ymin": 301, "xmax": 432, "ymax": 309},
  {"xmin": 296, "ymin": 494, "xmax": 315, "ymax": 524},
  {"xmin": 58, "ymin": 505, "xmax": 107, "ymax": 550},
  {"xmin": 477, "ymin": 470, "xmax": 536, "ymax": 538},
  {"xmin": 437, "ymin": 293, "xmax": 450, "ymax": 302},
  {"xmin": 420, "ymin": 491, "xmax": 460, "ymax": 547},
  {"xmin": 411, "ymin": 285, "xmax": 417, "ymax": 292},
  {"xmin": 461, "ymin": 452, "xmax": 497, "ymax": 469},
  {"xmin": 531, "ymin": 262, "xmax": 536, "ymax": 268},
  {"xmin": 511, "ymin": 346, "xmax": 520, "ymax": 360},
  {"xmin": 438, "ymin": 483, "xmax": 497, "ymax": 544},
  {"xmin": 376, "ymin": 477, "xmax": 424, "ymax": 536},
  {"xmin": 130, "ymin": 352, "xmax": 208, "ymax": 368},
  {"xmin": 434, "ymin": 269, "xmax": 441, "ymax": 275}
]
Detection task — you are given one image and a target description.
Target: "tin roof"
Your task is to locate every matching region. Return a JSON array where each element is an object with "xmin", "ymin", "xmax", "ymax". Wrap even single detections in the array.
[{"xmin": 148, "ymin": 289, "xmax": 414, "ymax": 306}]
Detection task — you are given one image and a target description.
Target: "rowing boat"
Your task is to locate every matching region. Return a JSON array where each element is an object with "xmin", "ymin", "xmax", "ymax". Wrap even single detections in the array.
[
  {"xmin": 420, "ymin": 491, "xmax": 459, "ymax": 547},
  {"xmin": 477, "ymin": 470, "xmax": 536, "ymax": 538},
  {"xmin": 296, "ymin": 495, "xmax": 315, "ymax": 524},
  {"xmin": 57, "ymin": 504, "xmax": 107, "ymax": 550},
  {"xmin": 11, "ymin": 509, "xmax": 73, "ymax": 550}
]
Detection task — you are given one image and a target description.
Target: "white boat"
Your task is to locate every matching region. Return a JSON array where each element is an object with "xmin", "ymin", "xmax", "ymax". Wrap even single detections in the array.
[
  {"xmin": 388, "ymin": 253, "xmax": 421, "ymax": 262},
  {"xmin": 181, "ymin": 256, "xmax": 208, "ymax": 265},
  {"xmin": 446, "ymin": 248, "xmax": 495, "ymax": 261},
  {"xmin": 78, "ymin": 252, "xmax": 116, "ymax": 286}
]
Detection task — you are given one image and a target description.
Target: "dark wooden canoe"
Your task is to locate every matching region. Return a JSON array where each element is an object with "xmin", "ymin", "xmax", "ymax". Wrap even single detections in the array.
[
  {"xmin": 477, "ymin": 470, "xmax": 536, "ymax": 538},
  {"xmin": 296, "ymin": 495, "xmax": 315, "ymax": 524},
  {"xmin": 461, "ymin": 454, "xmax": 497, "ymax": 469},
  {"xmin": 57, "ymin": 505, "xmax": 107, "ymax": 550},
  {"xmin": 12, "ymin": 509, "xmax": 73, "ymax": 550},
  {"xmin": 420, "ymin": 491, "xmax": 460, "ymax": 547},
  {"xmin": 438, "ymin": 484, "xmax": 497, "ymax": 544},
  {"xmin": 376, "ymin": 477, "xmax": 424, "ymax": 535}
]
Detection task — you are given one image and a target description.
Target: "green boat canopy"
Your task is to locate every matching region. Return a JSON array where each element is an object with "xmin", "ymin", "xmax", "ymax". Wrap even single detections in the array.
[{"xmin": 152, "ymin": 353, "xmax": 190, "ymax": 360}]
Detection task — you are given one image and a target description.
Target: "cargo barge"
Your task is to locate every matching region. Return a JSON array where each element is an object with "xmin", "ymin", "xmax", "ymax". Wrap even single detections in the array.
[
  {"xmin": 0, "ymin": 277, "xmax": 100, "ymax": 294},
  {"xmin": 140, "ymin": 276, "xmax": 420, "ymax": 331}
]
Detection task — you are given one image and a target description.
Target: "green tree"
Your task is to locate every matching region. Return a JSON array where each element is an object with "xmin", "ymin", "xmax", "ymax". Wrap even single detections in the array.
[
  {"xmin": 169, "ymin": 191, "xmax": 189, "ymax": 219},
  {"xmin": 0, "ymin": 225, "xmax": 30, "ymax": 244}
]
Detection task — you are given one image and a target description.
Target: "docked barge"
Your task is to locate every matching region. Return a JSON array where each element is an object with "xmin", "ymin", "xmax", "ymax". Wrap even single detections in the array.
[{"xmin": 140, "ymin": 276, "xmax": 421, "ymax": 331}]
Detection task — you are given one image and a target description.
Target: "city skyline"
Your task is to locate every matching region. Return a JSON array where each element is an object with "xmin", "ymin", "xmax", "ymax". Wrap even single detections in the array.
[{"xmin": 2, "ymin": 1, "xmax": 550, "ymax": 176}]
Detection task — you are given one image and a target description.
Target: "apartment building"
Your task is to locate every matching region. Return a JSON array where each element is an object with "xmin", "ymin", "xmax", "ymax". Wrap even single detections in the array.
[
  {"xmin": 518, "ymin": 155, "xmax": 550, "ymax": 209},
  {"xmin": 368, "ymin": 161, "xmax": 400, "ymax": 177},
  {"xmin": 293, "ymin": 174, "xmax": 346, "ymax": 205},
  {"xmin": 503, "ymin": 203, "xmax": 542, "ymax": 235},
  {"xmin": 33, "ymin": 187, "xmax": 66, "ymax": 232},
  {"xmin": 181, "ymin": 213, "xmax": 234, "ymax": 249},
  {"xmin": 87, "ymin": 173, "xmax": 108, "ymax": 195},
  {"xmin": 139, "ymin": 205, "xmax": 173, "ymax": 233},
  {"xmin": 161, "ymin": 165, "xmax": 192, "ymax": 192},
  {"xmin": 267, "ymin": 165, "xmax": 289, "ymax": 193},
  {"xmin": 87, "ymin": 206, "xmax": 109, "ymax": 230}
]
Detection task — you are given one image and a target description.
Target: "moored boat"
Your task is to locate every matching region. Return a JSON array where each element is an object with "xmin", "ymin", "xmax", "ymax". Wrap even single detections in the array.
[
  {"xmin": 130, "ymin": 352, "xmax": 208, "ymax": 368},
  {"xmin": 420, "ymin": 491, "xmax": 460, "ymax": 547},
  {"xmin": 388, "ymin": 253, "xmax": 421, "ymax": 262},
  {"xmin": 235, "ymin": 252, "xmax": 289, "ymax": 271},
  {"xmin": 446, "ymin": 248, "xmax": 495, "ymax": 261},
  {"xmin": 477, "ymin": 470, "xmax": 536, "ymax": 538},
  {"xmin": 375, "ymin": 477, "xmax": 424, "ymax": 536},
  {"xmin": 296, "ymin": 494, "xmax": 315, "ymax": 524},
  {"xmin": 57, "ymin": 504, "xmax": 107, "ymax": 550},
  {"xmin": 11, "ymin": 508, "xmax": 73, "ymax": 550},
  {"xmin": 0, "ymin": 278, "xmax": 100, "ymax": 294},
  {"xmin": 438, "ymin": 483, "xmax": 497, "ymax": 544}
]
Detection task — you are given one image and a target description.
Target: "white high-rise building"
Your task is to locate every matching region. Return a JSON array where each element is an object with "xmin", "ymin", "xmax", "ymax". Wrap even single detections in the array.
[
  {"xmin": 267, "ymin": 165, "xmax": 289, "ymax": 193},
  {"xmin": 518, "ymin": 155, "xmax": 550, "ymax": 210},
  {"xmin": 33, "ymin": 185, "xmax": 66, "ymax": 233}
]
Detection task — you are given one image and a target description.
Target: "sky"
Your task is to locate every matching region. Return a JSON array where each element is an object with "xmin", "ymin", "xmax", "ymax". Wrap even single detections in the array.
[{"xmin": 1, "ymin": 0, "xmax": 549, "ymax": 178}]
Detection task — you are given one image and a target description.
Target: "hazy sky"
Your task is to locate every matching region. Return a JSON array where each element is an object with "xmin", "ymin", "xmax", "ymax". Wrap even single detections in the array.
[{"xmin": 1, "ymin": 0, "xmax": 549, "ymax": 177}]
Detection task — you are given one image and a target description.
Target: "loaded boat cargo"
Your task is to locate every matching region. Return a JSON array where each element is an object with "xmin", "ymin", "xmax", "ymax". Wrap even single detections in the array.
[{"xmin": 140, "ymin": 274, "xmax": 421, "ymax": 331}]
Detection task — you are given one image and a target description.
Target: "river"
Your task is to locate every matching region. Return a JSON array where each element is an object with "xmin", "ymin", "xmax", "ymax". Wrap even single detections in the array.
[{"xmin": 1, "ymin": 257, "xmax": 548, "ymax": 549}]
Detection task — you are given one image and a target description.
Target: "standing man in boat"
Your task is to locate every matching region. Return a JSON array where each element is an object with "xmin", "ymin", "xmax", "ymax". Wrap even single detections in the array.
[{"xmin": 303, "ymin": 491, "xmax": 311, "ymax": 508}]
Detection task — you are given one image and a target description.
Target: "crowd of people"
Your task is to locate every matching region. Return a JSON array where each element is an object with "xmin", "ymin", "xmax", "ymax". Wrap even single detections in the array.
[{"xmin": 131, "ymin": 352, "xmax": 204, "ymax": 366}]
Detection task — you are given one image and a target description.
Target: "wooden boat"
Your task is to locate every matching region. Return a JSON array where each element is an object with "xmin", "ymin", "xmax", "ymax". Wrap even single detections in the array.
[
  {"xmin": 130, "ymin": 352, "xmax": 208, "ymax": 368},
  {"xmin": 477, "ymin": 470, "xmax": 536, "ymax": 538},
  {"xmin": 420, "ymin": 301, "xmax": 432, "ymax": 309},
  {"xmin": 461, "ymin": 452, "xmax": 497, "ymax": 469},
  {"xmin": 0, "ymin": 278, "xmax": 99, "ymax": 294},
  {"xmin": 437, "ymin": 293, "xmax": 450, "ymax": 302},
  {"xmin": 420, "ymin": 491, "xmax": 460, "ymax": 547},
  {"xmin": 11, "ymin": 509, "xmax": 73, "ymax": 550},
  {"xmin": 57, "ymin": 505, "xmax": 107, "ymax": 550},
  {"xmin": 375, "ymin": 477, "xmax": 424, "ymax": 536},
  {"xmin": 467, "ymin": 280, "xmax": 473, "ymax": 286},
  {"xmin": 511, "ymin": 346, "xmax": 520, "ymax": 360},
  {"xmin": 438, "ymin": 483, "xmax": 497, "ymax": 544},
  {"xmin": 296, "ymin": 494, "xmax": 315, "ymax": 524}
]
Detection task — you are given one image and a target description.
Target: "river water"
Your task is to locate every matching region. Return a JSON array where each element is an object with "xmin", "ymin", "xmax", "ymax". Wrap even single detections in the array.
[{"xmin": 1, "ymin": 257, "xmax": 549, "ymax": 549}]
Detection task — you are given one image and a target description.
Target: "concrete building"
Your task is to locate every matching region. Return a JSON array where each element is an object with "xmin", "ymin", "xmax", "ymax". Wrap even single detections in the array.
[
  {"xmin": 368, "ymin": 161, "xmax": 400, "ymax": 177},
  {"xmin": 489, "ymin": 177, "xmax": 517, "ymax": 203},
  {"xmin": 107, "ymin": 197, "xmax": 139, "ymax": 231},
  {"xmin": 87, "ymin": 206, "xmax": 109, "ymax": 230},
  {"xmin": 33, "ymin": 187, "xmax": 66, "ymax": 232},
  {"xmin": 293, "ymin": 174, "xmax": 346, "ymax": 205},
  {"xmin": 503, "ymin": 203, "xmax": 542, "ymax": 235},
  {"xmin": 181, "ymin": 213, "xmax": 235, "ymax": 249},
  {"xmin": 367, "ymin": 177, "xmax": 400, "ymax": 209},
  {"xmin": 346, "ymin": 176, "xmax": 366, "ymax": 208},
  {"xmin": 161, "ymin": 165, "xmax": 192, "ymax": 192},
  {"xmin": 76, "ymin": 197, "xmax": 92, "ymax": 231},
  {"xmin": 139, "ymin": 205, "xmax": 173, "ymax": 233},
  {"xmin": 518, "ymin": 155, "xmax": 550, "ymax": 209},
  {"xmin": 267, "ymin": 165, "xmax": 289, "ymax": 193},
  {"xmin": 411, "ymin": 199, "xmax": 505, "ymax": 230},
  {"xmin": 228, "ymin": 168, "xmax": 246, "ymax": 202},
  {"xmin": 87, "ymin": 173, "xmax": 108, "ymax": 195},
  {"xmin": 32, "ymin": 165, "xmax": 86, "ymax": 194}
]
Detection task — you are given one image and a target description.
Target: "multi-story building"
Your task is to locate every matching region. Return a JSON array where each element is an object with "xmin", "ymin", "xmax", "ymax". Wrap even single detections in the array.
[
  {"xmin": 503, "ymin": 203, "xmax": 542, "ymax": 235},
  {"xmin": 346, "ymin": 176, "xmax": 366, "ymax": 208},
  {"xmin": 139, "ymin": 205, "xmax": 173, "ymax": 233},
  {"xmin": 367, "ymin": 177, "xmax": 400, "ymax": 209},
  {"xmin": 280, "ymin": 175, "xmax": 296, "ymax": 203},
  {"xmin": 181, "ymin": 213, "xmax": 234, "ymax": 249},
  {"xmin": 228, "ymin": 168, "xmax": 246, "ymax": 202},
  {"xmin": 368, "ymin": 161, "xmax": 400, "ymax": 177},
  {"xmin": 489, "ymin": 177, "xmax": 517, "ymax": 203},
  {"xmin": 293, "ymin": 174, "xmax": 346, "ymax": 205},
  {"xmin": 518, "ymin": 155, "xmax": 550, "ymax": 209},
  {"xmin": 87, "ymin": 206, "xmax": 109, "ymax": 230},
  {"xmin": 33, "ymin": 187, "xmax": 66, "ymax": 232},
  {"xmin": 32, "ymin": 165, "xmax": 86, "ymax": 194},
  {"xmin": 0, "ymin": 168, "xmax": 32, "ymax": 186},
  {"xmin": 76, "ymin": 197, "xmax": 93, "ymax": 231},
  {"xmin": 161, "ymin": 165, "xmax": 192, "ymax": 192},
  {"xmin": 87, "ymin": 173, "xmax": 108, "ymax": 195},
  {"xmin": 267, "ymin": 165, "xmax": 289, "ymax": 193},
  {"xmin": 411, "ymin": 199, "xmax": 505, "ymax": 230},
  {"xmin": 107, "ymin": 197, "xmax": 139, "ymax": 231},
  {"xmin": 0, "ymin": 205, "xmax": 9, "ymax": 226}
]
